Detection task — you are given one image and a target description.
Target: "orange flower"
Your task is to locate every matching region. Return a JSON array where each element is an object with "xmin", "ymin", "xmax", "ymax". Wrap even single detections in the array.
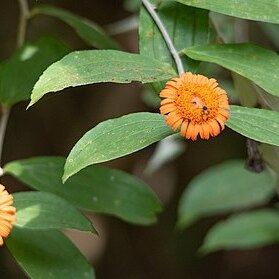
[
  {"xmin": 160, "ymin": 72, "xmax": 230, "ymax": 140},
  {"xmin": 0, "ymin": 185, "xmax": 16, "ymax": 246}
]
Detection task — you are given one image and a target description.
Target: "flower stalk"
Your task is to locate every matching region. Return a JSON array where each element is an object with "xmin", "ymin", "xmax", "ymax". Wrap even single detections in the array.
[{"xmin": 142, "ymin": 0, "xmax": 184, "ymax": 76}]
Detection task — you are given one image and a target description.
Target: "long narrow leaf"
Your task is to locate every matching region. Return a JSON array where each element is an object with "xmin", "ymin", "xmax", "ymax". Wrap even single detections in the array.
[
  {"xmin": 184, "ymin": 44, "xmax": 279, "ymax": 97},
  {"xmin": 5, "ymin": 157, "xmax": 162, "ymax": 225},
  {"xmin": 31, "ymin": 5, "xmax": 119, "ymax": 49},
  {"xmin": 63, "ymin": 113, "xmax": 173, "ymax": 181},
  {"xmin": 227, "ymin": 105, "xmax": 279, "ymax": 146},
  {"xmin": 29, "ymin": 50, "xmax": 176, "ymax": 106},
  {"xmin": 173, "ymin": 0, "xmax": 279, "ymax": 24},
  {"xmin": 6, "ymin": 228, "xmax": 95, "ymax": 279}
]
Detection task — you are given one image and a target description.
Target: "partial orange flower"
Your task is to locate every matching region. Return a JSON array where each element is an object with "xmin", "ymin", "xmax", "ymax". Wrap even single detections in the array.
[
  {"xmin": 0, "ymin": 185, "xmax": 16, "ymax": 246},
  {"xmin": 160, "ymin": 72, "xmax": 230, "ymax": 140}
]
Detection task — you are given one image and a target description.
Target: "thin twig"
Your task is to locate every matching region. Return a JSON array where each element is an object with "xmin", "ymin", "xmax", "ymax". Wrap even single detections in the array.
[
  {"xmin": 0, "ymin": 107, "xmax": 10, "ymax": 168},
  {"xmin": 0, "ymin": 0, "xmax": 29, "ymax": 171},
  {"xmin": 17, "ymin": 0, "xmax": 29, "ymax": 48},
  {"xmin": 142, "ymin": 0, "xmax": 184, "ymax": 76}
]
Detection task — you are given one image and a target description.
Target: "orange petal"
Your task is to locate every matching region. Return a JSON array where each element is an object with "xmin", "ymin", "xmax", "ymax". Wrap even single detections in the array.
[
  {"xmin": 218, "ymin": 109, "xmax": 229, "ymax": 119},
  {"xmin": 2, "ymin": 206, "xmax": 16, "ymax": 214},
  {"xmin": 215, "ymin": 115, "xmax": 225, "ymax": 130},
  {"xmin": 185, "ymin": 122, "xmax": 194, "ymax": 139},
  {"xmin": 0, "ymin": 219, "xmax": 12, "ymax": 229},
  {"xmin": 180, "ymin": 120, "xmax": 189, "ymax": 137},
  {"xmin": 219, "ymin": 104, "xmax": 230, "ymax": 111},
  {"xmin": 0, "ymin": 223, "xmax": 11, "ymax": 237},
  {"xmin": 160, "ymin": 89, "xmax": 176, "ymax": 98},
  {"xmin": 208, "ymin": 120, "xmax": 220, "ymax": 137},
  {"xmin": 161, "ymin": 99, "xmax": 174, "ymax": 106},
  {"xmin": 208, "ymin": 78, "xmax": 218, "ymax": 89},
  {"xmin": 201, "ymin": 124, "xmax": 210, "ymax": 139},
  {"xmin": 172, "ymin": 118, "xmax": 183, "ymax": 131},
  {"xmin": 215, "ymin": 88, "xmax": 226, "ymax": 95},
  {"xmin": 199, "ymin": 124, "xmax": 205, "ymax": 139},
  {"xmin": 0, "ymin": 196, "xmax": 13, "ymax": 207},
  {"xmin": 166, "ymin": 80, "xmax": 178, "ymax": 89},
  {"xmin": 182, "ymin": 72, "xmax": 192, "ymax": 82},
  {"xmin": 190, "ymin": 124, "xmax": 200, "ymax": 140},
  {"xmin": 165, "ymin": 112, "xmax": 181, "ymax": 126},
  {"xmin": 160, "ymin": 104, "xmax": 177, "ymax": 115}
]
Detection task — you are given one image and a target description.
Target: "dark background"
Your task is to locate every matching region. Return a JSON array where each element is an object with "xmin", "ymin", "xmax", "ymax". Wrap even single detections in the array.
[{"xmin": 1, "ymin": 1, "xmax": 278, "ymax": 278}]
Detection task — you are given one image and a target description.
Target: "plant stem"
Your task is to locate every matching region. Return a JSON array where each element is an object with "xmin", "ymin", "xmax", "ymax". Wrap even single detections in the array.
[
  {"xmin": 0, "ymin": 0, "xmax": 29, "ymax": 171},
  {"xmin": 142, "ymin": 0, "xmax": 184, "ymax": 76},
  {"xmin": 17, "ymin": 0, "xmax": 29, "ymax": 48},
  {"xmin": 0, "ymin": 107, "xmax": 10, "ymax": 168}
]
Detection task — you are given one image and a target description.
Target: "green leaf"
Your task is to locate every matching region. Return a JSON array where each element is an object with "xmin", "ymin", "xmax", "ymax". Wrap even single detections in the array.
[
  {"xmin": 201, "ymin": 210, "xmax": 279, "ymax": 253},
  {"xmin": 210, "ymin": 13, "xmax": 235, "ymax": 43},
  {"xmin": 13, "ymin": 191, "xmax": 96, "ymax": 233},
  {"xmin": 139, "ymin": 1, "xmax": 210, "ymax": 74},
  {"xmin": 29, "ymin": 50, "xmax": 176, "ymax": 106},
  {"xmin": 6, "ymin": 228, "xmax": 95, "ymax": 279},
  {"xmin": 258, "ymin": 22, "xmax": 279, "ymax": 49},
  {"xmin": 178, "ymin": 160, "xmax": 276, "ymax": 228},
  {"xmin": 0, "ymin": 37, "xmax": 69, "ymax": 106},
  {"xmin": 63, "ymin": 112, "xmax": 174, "ymax": 181},
  {"xmin": 232, "ymin": 73, "xmax": 258, "ymax": 107},
  {"xmin": 184, "ymin": 44, "xmax": 279, "ymax": 97},
  {"xmin": 227, "ymin": 105, "xmax": 279, "ymax": 146},
  {"xmin": 173, "ymin": 0, "xmax": 279, "ymax": 24},
  {"xmin": 4, "ymin": 157, "xmax": 162, "ymax": 225},
  {"xmin": 31, "ymin": 5, "xmax": 119, "ymax": 49},
  {"xmin": 260, "ymin": 144, "xmax": 279, "ymax": 175}
]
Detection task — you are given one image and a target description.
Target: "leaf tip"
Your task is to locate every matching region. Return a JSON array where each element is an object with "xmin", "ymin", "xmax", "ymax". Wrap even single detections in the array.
[
  {"xmin": 26, "ymin": 101, "xmax": 34, "ymax": 110},
  {"xmin": 62, "ymin": 163, "xmax": 75, "ymax": 183},
  {"xmin": 198, "ymin": 243, "xmax": 220, "ymax": 256},
  {"xmin": 62, "ymin": 174, "xmax": 69, "ymax": 184},
  {"xmin": 197, "ymin": 245, "xmax": 210, "ymax": 256},
  {"xmin": 175, "ymin": 215, "xmax": 195, "ymax": 230}
]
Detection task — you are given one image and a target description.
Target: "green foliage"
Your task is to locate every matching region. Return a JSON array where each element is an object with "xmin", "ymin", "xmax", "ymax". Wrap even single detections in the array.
[
  {"xmin": 0, "ymin": 37, "xmax": 69, "ymax": 106},
  {"xmin": 13, "ymin": 191, "xmax": 96, "ymax": 233},
  {"xmin": 260, "ymin": 144, "xmax": 279, "ymax": 175},
  {"xmin": 31, "ymin": 5, "xmax": 119, "ymax": 49},
  {"xmin": 178, "ymin": 160, "xmax": 276, "ymax": 228},
  {"xmin": 201, "ymin": 210, "xmax": 279, "ymax": 253},
  {"xmin": 4, "ymin": 157, "xmax": 162, "ymax": 225},
  {"xmin": 63, "ymin": 113, "xmax": 173, "ymax": 181},
  {"xmin": 259, "ymin": 22, "xmax": 279, "ymax": 49},
  {"xmin": 232, "ymin": 73, "xmax": 258, "ymax": 107},
  {"xmin": 6, "ymin": 228, "xmax": 95, "ymax": 279},
  {"xmin": 173, "ymin": 0, "xmax": 279, "ymax": 24},
  {"xmin": 227, "ymin": 105, "xmax": 279, "ymax": 146},
  {"xmin": 29, "ymin": 50, "xmax": 176, "ymax": 106},
  {"xmin": 184, "ymin": 44, "xmax": 279, "ymax": 97}
]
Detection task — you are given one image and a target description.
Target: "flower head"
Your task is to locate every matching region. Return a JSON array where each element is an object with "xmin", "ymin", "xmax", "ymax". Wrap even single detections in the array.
[
  {"xmin": 160, "ymin": 72, "xmax": 230, "ymax": 140},
  {"xmin": 0, "ymin": 185, "xmax": 16, "ymax": 246}
]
